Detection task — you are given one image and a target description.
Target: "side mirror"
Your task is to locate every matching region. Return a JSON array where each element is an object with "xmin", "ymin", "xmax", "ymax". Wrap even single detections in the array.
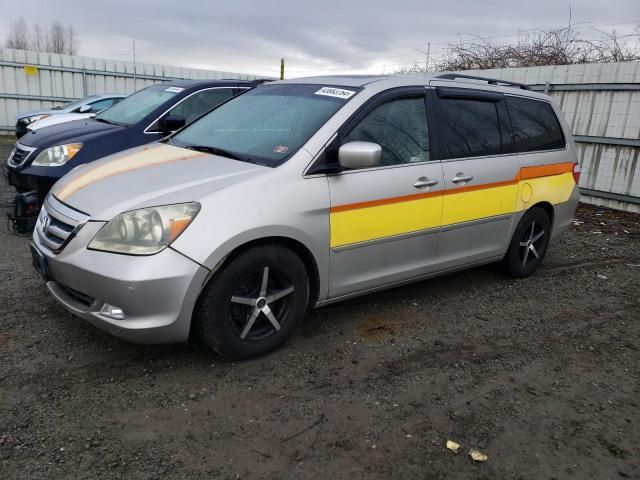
[
  {"xmin": 338, "ymin": 141, "xmax": 382, "ymax": 170},
  {"xmin": 79, "ymin": 104, "xmax": 92, "ymax": 113},
  {"xmin": 158, "ymin": 115, "xmax": 186, "ymax": 134}
]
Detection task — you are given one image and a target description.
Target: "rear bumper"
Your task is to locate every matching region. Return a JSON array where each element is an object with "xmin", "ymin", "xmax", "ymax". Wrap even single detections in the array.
[{"xmin": 32, "ymin": 220, "xmax": 210, "ymax": 344}]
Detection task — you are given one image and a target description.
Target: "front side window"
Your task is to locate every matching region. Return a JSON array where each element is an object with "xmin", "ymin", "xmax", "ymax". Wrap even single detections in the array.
[
  {"xmin": 342, "ymin": 96, "xmax": 429, "ymax": 166},
  {"xmin": 95, "ymin": 85, "xmax": 183, "ymax": 127},
  {"xmin": 172, "ymin": 84, "xmax": 358, "ymax": 166},
  {"xmin": 507, "ymin": 96, "xmax": 566, "ymax": 152},
  {"xmin": 60, "ymin": 96, "xmax": 98, "ymax": 112},
  {"xmin": 150, "ymin": 88, "xmax": 235, "ymax": 131},
  {"xmin": 438, "ymin": 98, "xmax": 502, "ymax": 159}
]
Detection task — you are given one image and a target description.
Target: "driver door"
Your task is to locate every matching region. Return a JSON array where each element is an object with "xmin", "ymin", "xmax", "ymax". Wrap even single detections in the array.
[{"xmin": 327, "ymin": 88, "xmax": 444, "ymax": 297}]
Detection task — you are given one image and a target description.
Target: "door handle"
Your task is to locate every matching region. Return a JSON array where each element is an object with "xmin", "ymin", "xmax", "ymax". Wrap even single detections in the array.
[
  {"xmin": 451, "ymin": 173, "xmax": 474, "ymax": 184},
  {"xmin": 414, "ymin": 177, "xmax": 438, "ymax": 188}
]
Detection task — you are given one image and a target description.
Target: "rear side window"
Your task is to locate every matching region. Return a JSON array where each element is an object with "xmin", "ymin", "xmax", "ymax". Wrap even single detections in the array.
[
  {"xmin": 507, "ymin": 96, "xmax": 565, "ymax": 152},
  {"xmin": 437, "ymin": 98, "xmax": 502, "ymax": 159}
]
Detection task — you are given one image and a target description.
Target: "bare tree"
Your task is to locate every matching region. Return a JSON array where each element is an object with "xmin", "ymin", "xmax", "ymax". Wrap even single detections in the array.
[
  {"xmin": 5, "ymin": 17, "xmax": 30, "ymax": 50},
  {"xmin": 4, "ymin": 18, "xmax": 80, "ymax": 55},
  {"xmin": 32, "ymin": 23, "xmax": 47, "ymax": 52},
  {"xmin": 434, "ymin": 27, "xmax": 640, "ymax": 72}
]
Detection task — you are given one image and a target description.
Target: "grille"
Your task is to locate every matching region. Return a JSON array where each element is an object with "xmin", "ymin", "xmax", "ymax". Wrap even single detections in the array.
[
  {"xmin": 57, "ymin": 283, "xmax": 95, "ymax": 308},
  {"xmin": 36, "ymin": 195, "xmax": 90, "ymax": 253},
  {"xmin": 7, "ymin": 143, "xmax": 36, "ymax": 168}
]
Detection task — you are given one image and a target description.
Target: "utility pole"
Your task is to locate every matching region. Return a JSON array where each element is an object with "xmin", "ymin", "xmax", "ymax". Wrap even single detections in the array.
[
  {"xmin": 280, "ymin": 58, "xmax": 285, "ymax": 80},
  {"xmin": 425, "ymin": 42, "xmax": 431, "ymax": 72},
  {"xmin": 133, "ymin": 39, "xmax": 137, "ymax": 86}
]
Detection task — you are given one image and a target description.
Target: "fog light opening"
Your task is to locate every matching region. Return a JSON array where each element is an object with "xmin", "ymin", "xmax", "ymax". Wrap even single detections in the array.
[{"xmin": 100, "ymin": 303, "xmax": 126, "ymax": 320}]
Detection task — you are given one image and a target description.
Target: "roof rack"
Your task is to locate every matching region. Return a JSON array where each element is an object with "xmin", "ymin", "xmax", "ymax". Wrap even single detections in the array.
[{"xmin": 434, "ymin": 73, "xmax": 531, "ymax": 90}]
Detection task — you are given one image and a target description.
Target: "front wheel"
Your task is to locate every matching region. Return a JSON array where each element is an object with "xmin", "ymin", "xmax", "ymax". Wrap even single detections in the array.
[
  {"xmin": 502, "ymin": 207, "xmax": 551, "ymax": 278},
  {"xmin": 194, "ymin": 244, "xmax": 309, "ymax": 359}
]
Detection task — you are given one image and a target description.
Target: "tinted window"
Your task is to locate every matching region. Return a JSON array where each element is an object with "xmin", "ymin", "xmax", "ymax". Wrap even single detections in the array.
[
  {"xmin": 343, "ymin": 96, "xmax": 429, "ymax": 166},
  {"xmin": 438, "ymin": 98, "xmax": 502, "ymax": 159},
  {"xmin": 172, "ymin": 84, "xmax": 354, "ymax": 167},
  {"xmin": 507, "ymin": 96, "xmax": 565, "ymax": 152},
  {"xmin": 152, "ymin": 88, "xmax": 235, "ymax": 130}
]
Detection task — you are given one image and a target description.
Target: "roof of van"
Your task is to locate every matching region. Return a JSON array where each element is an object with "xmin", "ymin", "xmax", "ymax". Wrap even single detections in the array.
[{"xmin": 275, "ymin": 73, "xmax": 549, "ymax": 100}]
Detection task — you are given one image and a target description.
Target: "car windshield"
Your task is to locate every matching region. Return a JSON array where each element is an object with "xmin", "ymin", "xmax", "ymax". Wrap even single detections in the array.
[
  {"xmin": 172, "ymin": 84, "xmax": 359, "ymax": 166},
  {"xmin": 95, "ymin": 85, "xmax": 183, "ymax": 127},
  {"xmin": 57, "ymin": 96, "xmax": 98, "ymax": 111}
]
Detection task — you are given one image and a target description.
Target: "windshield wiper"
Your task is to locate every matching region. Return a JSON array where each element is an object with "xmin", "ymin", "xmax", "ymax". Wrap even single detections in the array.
[
  {"xmin": 183, "ymin": 144, "xmax": 248, "ymax": 162},
  {"xmin": 94, "ymin": 117, "xmax": 123, "ymax": 126}
]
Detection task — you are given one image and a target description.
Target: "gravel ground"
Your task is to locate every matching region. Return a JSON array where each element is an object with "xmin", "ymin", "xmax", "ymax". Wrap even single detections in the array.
[{"xmin": 1, "ymin": 137, "xmax": 639, "ymax": 479}]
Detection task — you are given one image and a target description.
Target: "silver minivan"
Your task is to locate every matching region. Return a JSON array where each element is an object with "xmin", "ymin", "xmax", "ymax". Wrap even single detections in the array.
[{"xmin": 31, "ymin": 74, "xmax": 580, "ymax": 359}]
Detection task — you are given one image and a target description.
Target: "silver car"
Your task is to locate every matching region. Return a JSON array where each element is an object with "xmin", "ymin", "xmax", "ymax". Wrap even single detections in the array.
[{"xmin": 31, "ymin": 73, "xmax": 580, "ymax": 359}]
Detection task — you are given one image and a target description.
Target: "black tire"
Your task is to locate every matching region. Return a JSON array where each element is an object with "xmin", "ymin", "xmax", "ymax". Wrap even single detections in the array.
[
  {"xmin": 502, "ymin": 207, "xmax": 552, "ymax": 278},
  {"xmin": 194, "ymin": 244, "xmax": 309, "ymax": 360}
]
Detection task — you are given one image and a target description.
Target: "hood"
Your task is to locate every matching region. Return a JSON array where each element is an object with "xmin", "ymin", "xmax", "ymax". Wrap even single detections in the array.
[
  {"xmin": 18, "ymin": 119, "xmax": 121, "ymax": 148},
  {"xmin": 28, "ymin": 113, "xmax": 95, "ymax": 131},
  {"xmin": 51, "ymin": 143, "xmax": 268, "ymax": 220},
  {"xmin": 17, "ymin": 108, "xmax": 62, "ymax": 120}
]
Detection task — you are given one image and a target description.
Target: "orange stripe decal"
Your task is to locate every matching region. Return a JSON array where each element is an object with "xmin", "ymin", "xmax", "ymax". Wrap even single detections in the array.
[
  {"xmin": 330, "ymin": 189, "xmax": 441, "ymax": 213},
  {"xmin": 519, "ymin": 162, "xmax": 574, "ymax": 180},
  {"xmin": 330, "ymin": 162, "xmax": 575, "ymax": 213}
]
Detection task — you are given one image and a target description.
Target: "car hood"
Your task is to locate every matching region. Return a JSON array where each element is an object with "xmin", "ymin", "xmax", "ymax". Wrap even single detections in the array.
[
  {"xmin": 51, "ymin": 143, "xmax": 268, "ymax": 220},
  {"xmin": 17, "ymin": 108, "xmax": 63, "ymax": 120},
  {"xmin": 28, "ymin": 113, "xmax": 95, "ymax": 131},
  {"xmin": 18, "ymin": 118, "xmax": 121, "ymax": 148}
]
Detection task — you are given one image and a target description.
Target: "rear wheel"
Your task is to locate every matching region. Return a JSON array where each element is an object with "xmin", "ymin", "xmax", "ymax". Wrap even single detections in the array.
[
  {"xmin": 194, "ymin": 245, "xmax": 309, "ymax": 359},
  {"xmin": 502, "ymin": 207, "xmax": 551, "ymax": 278}
]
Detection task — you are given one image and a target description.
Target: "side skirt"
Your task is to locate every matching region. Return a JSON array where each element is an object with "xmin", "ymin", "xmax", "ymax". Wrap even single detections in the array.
[{"xmin": 313, "ymin": 255, "xmax": 504, "ymax": 308}]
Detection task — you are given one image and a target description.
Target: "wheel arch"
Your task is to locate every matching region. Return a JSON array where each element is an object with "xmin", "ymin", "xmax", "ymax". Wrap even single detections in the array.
[
  {"xmin": 529, "ymin": 201, "xmax": 555, "ymax": 227},
  {"xmin": 203, "ymin": 236, "xmax": 322, "ymax": 308}
]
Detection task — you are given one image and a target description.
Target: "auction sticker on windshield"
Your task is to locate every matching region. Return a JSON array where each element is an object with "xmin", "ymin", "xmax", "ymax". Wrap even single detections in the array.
[
  {"xmin": 165, "ymin": 87, "xmax": 185, "ymax": 93},
  {"xmin": 314, "ymin": 87, "xmax": 356, "ymax": 99}
]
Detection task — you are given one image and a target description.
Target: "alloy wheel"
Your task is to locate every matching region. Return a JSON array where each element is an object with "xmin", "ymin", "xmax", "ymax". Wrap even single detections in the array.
[
  {"xmin": 518, "ymin": 221, "xmax": 545, "ymax": 267},
  {"xmin": 229, "ymin": 266, "xmax": 295, "ymax": 341}
]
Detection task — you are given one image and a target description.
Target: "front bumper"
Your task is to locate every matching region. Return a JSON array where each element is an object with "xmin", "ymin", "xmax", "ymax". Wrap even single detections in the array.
[
  {"xmin": 32, "ymin": 219, "xmax": 210, "ymax": 344},
  {"xmin": 5, "ymin": 167, "xmax": 57, "ymax": 197}
]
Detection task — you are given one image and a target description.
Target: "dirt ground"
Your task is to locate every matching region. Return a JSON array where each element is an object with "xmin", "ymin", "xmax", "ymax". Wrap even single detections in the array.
[{"xmin": 1, "ymin": 138, "xmax": 639, "ymax": 479}]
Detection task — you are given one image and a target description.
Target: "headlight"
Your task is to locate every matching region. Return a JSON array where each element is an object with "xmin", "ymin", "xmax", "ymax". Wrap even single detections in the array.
[
  {"xmin": 31, "ymin": 143, "xmax": 82, "ymax": 167},
  {"xmin": 88, "ymin": 203, "xmax": 200, "ymax": 255},
  {"xmin": 24, "ymin": 114, "xmax": 50, "ymax": 124}
]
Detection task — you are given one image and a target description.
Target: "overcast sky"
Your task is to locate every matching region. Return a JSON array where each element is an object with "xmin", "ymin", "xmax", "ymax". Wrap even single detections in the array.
[{"xmin": 2, "ymin": 0, "xmax": 639, "ymax": 77}]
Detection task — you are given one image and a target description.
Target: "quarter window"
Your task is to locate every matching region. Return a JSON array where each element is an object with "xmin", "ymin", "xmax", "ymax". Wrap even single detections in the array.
[
  {"xmin": 437, "ymin": 98, "xmax": 502, "ymax": 159},
  {"xmin": 507, "ymin": 96, "xmax": 566, "ymax": 152},
  {"xmin": 343, "ymin": 96, "xmax": 429, "ymax": 166}
]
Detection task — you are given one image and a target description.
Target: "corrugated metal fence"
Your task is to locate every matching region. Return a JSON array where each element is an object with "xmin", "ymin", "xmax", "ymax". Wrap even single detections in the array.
[
  {"xmin": 0, "ymin": 47, "xmax": 261, "ymax": 132},
  {"xmin": 462, "ymin": 62, "xmax": 640, "ymax": 212}
]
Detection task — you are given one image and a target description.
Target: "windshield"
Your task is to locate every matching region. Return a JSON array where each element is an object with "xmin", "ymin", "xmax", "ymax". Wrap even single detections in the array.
[
  {"xmin": 95, "ymin": 85, "xmax": 183, "ymax": 126},
  {"xmin": 172, "ymin": 84, "xmax": 359, "ymax": 166},
  {"xmin": 57, "ymin": 96, "xmax": 98, "ymax": 111}
]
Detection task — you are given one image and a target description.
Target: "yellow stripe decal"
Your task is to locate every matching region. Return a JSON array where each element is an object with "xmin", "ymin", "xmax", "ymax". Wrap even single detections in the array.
[
  {"xmin": 55, "ymin": 144, "xmax": 206, "ymax": 201},
  {"xmin": 330, "ymin": 162, "xmax": 576, "ymax": 248}
]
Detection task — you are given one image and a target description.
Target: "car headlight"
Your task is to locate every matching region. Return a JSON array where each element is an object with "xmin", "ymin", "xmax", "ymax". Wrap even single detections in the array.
[
  {"xmin": 88, "ymin": 203, "xmax": 200, "ymax": 255},
  {"xmin": 31, "ymin": 143, "xmax": 82, "ymax": 167},
  {"xmin": 24, "ymin": 114, "xmax": 50, "ymax": 125}
]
